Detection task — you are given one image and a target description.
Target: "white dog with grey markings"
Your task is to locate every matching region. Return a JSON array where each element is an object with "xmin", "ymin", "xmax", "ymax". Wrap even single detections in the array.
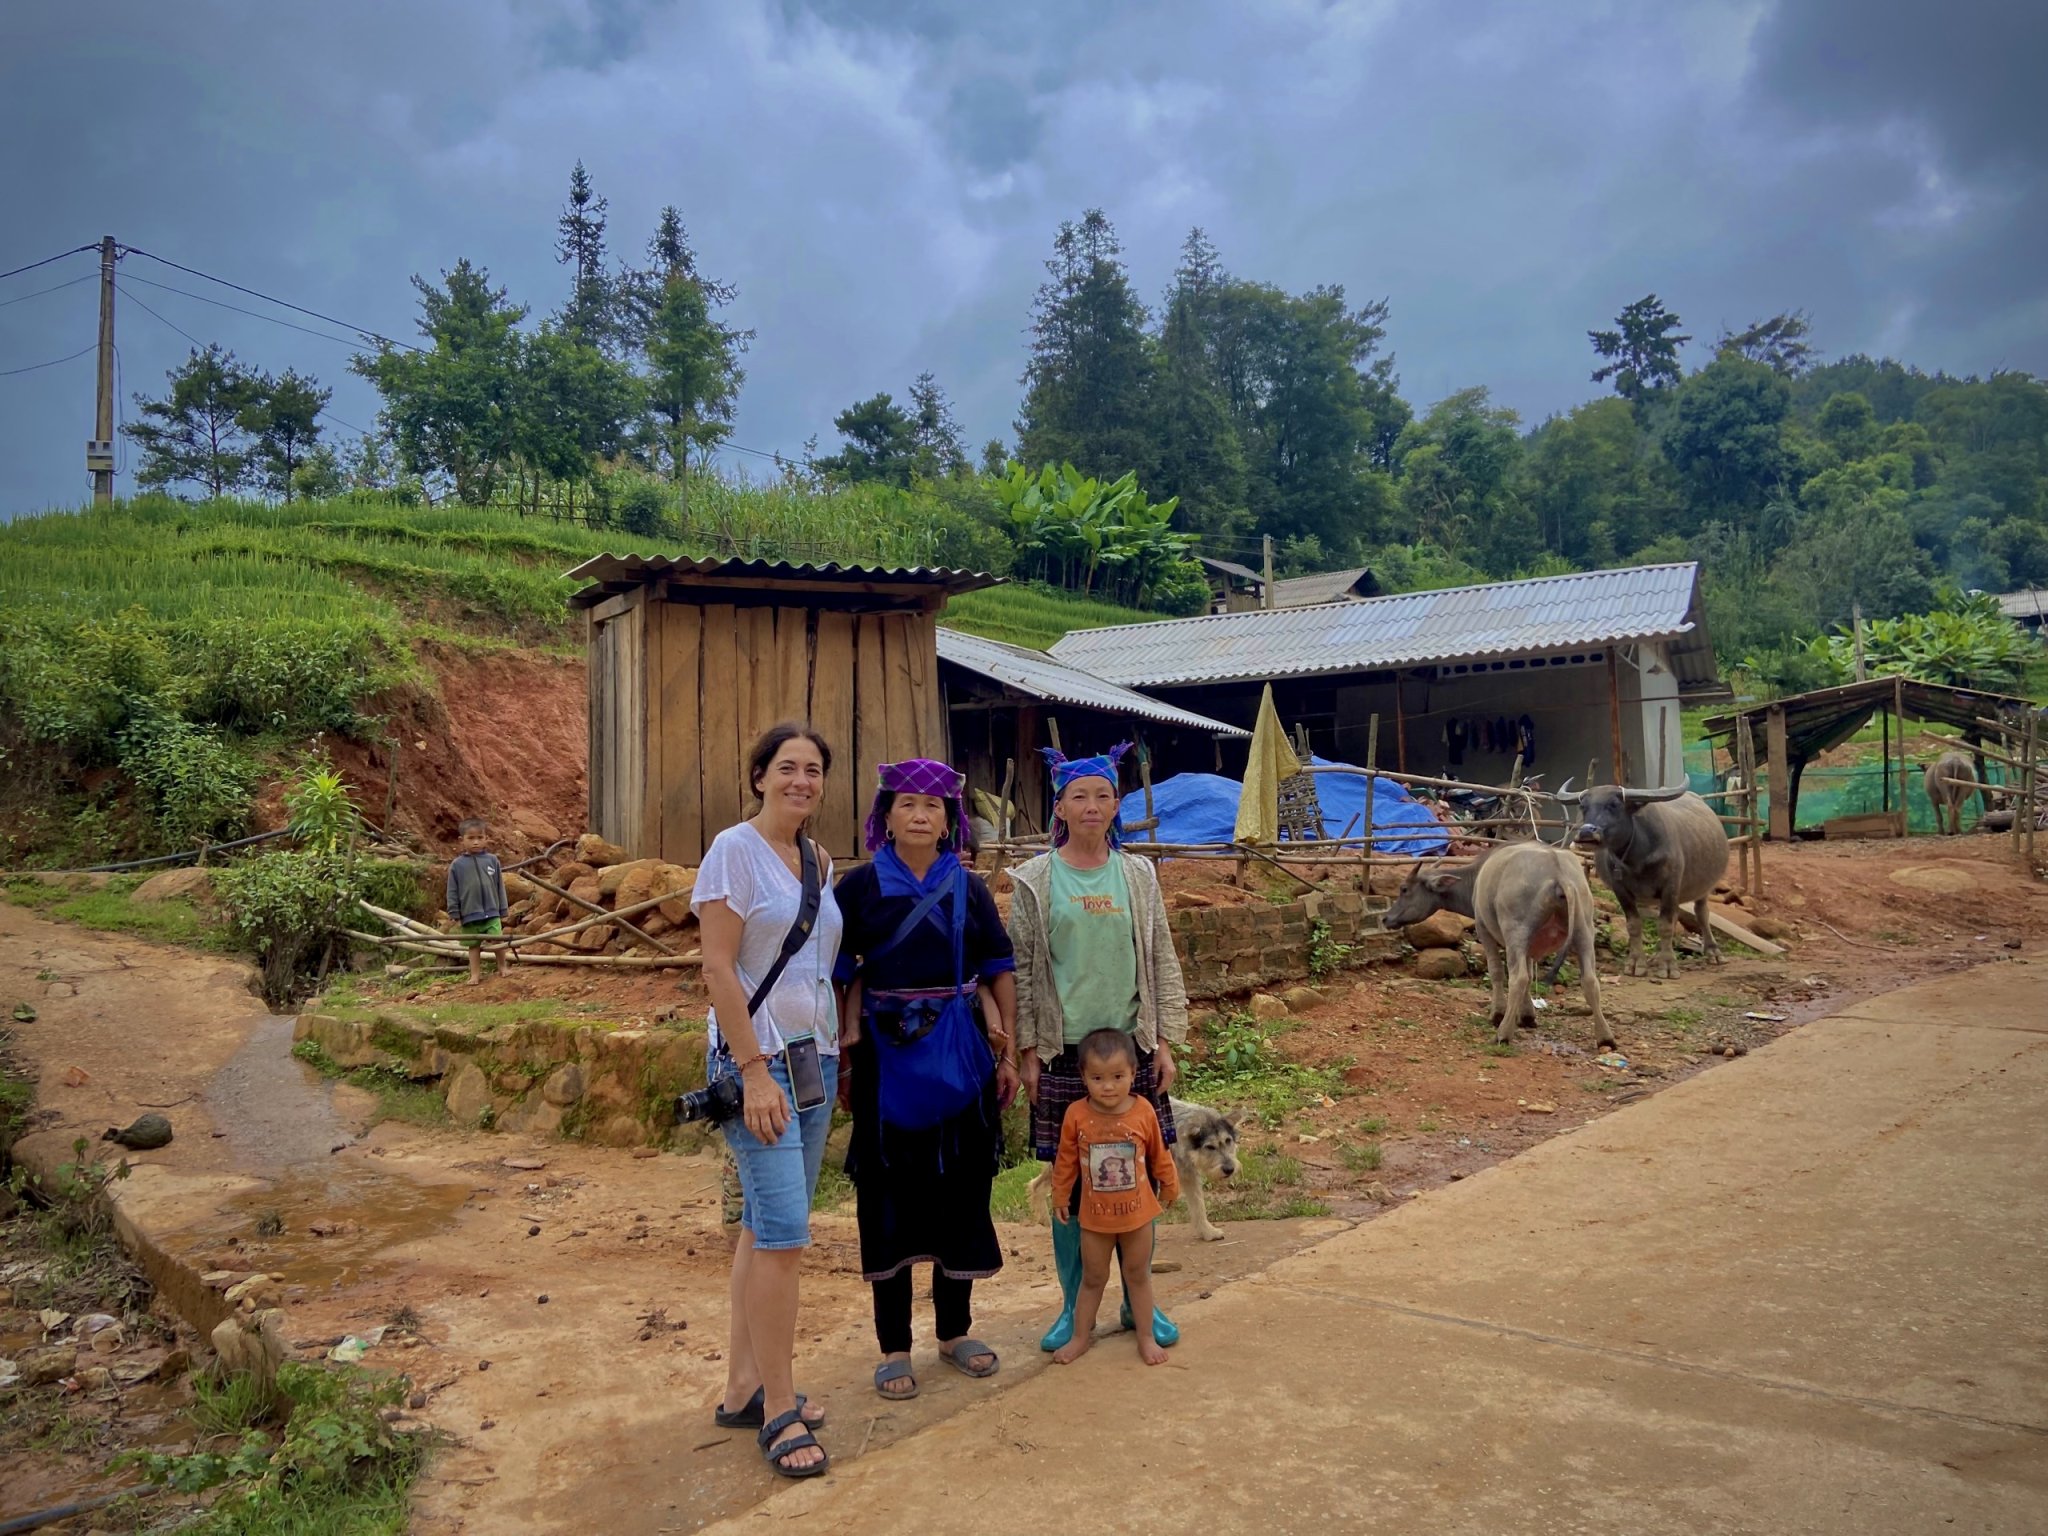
[{"xmin": 1027, "ymin": 1096, "xmax": 1241, "ymax": 1241}]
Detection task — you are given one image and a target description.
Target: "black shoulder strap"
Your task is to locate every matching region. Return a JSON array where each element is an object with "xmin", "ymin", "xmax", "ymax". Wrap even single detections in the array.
[{"xmin": 746, "ymin": 837, "xmax": 821, "ymax": 1017}]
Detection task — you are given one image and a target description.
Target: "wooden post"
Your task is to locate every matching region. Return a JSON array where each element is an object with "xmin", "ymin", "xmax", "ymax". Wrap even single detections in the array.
[
  {"xmin": 1656, "ymin": 705, "xmax": 1669, "ymax": 789},
  {"xmin": 1881, "ymin": 706, "xmax": 1891, "ymax": 813},
  {"xmin": 1766, "ymin": 705, "xmax": 1791, "ymax": 842},
  {"xmin": 1394, "ymin": 672, "xmax": 1408, "ymax": 774},
  {"xmin": 1893, "ymin": 674, "xmax": 1908, "ymax": 837},
  {"xmin": 91, "ymin": 236, "xmax": 116, "ymax": 505},
  {"xmin": 1361, "ymin": 712, "xmax": 1380, "ymax": 894},
  {"xmin": 1851, "ymin": 602, "xmax": 1868, "ymax": 682},
  {"xmin": 1605, "ymin": 649, "xmax": 1626, "ymax": 785},
  {"xmin": 1262, "ymin": 534, "xmax": 1276, "ymax": 610}
]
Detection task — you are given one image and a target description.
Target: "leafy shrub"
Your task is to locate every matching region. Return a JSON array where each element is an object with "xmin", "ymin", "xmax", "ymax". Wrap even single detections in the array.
[
  {"xmin": 358, "ymin": 858, "xmax": 432, "ymax": 920},
  {"xmin": 284, "ymin": 759, "xmax": 361, "ymax": 853},
  {"xmin": 117, "ymin": 706, "xmax": 256, "ymax": 852},
  {"xmin": 215, "ymin": 850, "xmax": 364, "ymax": 1006},
  {"xmin": 123, "ymin": 1361, "xmax": 424, "ymax": 1533}
]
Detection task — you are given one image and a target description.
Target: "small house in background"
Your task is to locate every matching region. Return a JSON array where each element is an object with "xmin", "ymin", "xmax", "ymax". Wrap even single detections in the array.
[
  {"xmin": 935, "ymin": 628, "xmax": 1250, "ymax": 833},
  {"xmin": 1050, "ymin": 563, "xmax": 1725, "ymax": 790},
  {"xmin": 1196, "ymin": 556, "xmax": 1267, "ymax": 613},
  {"xmin": 567, "ymin": 555, "xmax": 998, "ymax": 863},
  {"xmin": 1270, "ymin": 566, "xmax": 1381, "ymax": 607},
  {"xmin": 1996, "ymin": 587, "xmax": 2048, "ymax": 638}
]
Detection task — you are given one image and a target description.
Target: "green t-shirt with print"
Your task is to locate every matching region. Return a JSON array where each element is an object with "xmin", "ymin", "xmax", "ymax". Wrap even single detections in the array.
[{"xmin": 1047, "ymin": 852, "xmax": 1140, "ymax": 1045}]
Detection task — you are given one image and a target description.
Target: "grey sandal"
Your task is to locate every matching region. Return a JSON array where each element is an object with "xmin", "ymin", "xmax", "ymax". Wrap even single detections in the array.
[
  {"xmin": 873, "ymin": 1358, "xmax": 919, "ymax": 1399},
  {"xmin": 939, "ymin": 1338, "xmax": 999, "ymax": 1378}
]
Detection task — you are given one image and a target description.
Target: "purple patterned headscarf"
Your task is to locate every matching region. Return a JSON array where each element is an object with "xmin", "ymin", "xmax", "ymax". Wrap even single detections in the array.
[
  {"xmin": 1041, "ymin": 743, "xmax": 1132, "ymax": 848},
  {"xmin": 864, "ymin": 758, "xmax": 968, "ymax": 853}
]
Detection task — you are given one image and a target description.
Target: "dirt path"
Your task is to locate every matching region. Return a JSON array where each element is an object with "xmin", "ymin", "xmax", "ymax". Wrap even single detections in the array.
[{"xmin": 3, "ymin": 837, "xmax": 2044, "ymax": 1532}]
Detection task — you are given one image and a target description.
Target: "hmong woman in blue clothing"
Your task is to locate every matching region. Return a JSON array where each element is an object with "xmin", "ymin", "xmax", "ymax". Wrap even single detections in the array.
[{"xmin": 833, "ymin": 759, "xmax": 1020, "ymax": 1402}]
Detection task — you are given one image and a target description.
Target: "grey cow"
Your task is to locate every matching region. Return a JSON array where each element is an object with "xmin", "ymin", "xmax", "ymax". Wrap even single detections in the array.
[
  {"xmin": 1563, "ymin": 784, "xmax": 1731, "ymax": 979},
  {"xmin": 1923, "ymin": 750, "xmax": 1976, "ymax": 835},
  {"xmin": 1381, "ymin": 842, "xmax": 1614, "ymax": 1048}
]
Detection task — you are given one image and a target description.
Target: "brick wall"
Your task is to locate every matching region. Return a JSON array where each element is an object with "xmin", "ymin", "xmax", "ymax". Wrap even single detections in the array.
[{"xmin": 1169, "ymin": 890, "xmax": 1398, "ymax": 1000}]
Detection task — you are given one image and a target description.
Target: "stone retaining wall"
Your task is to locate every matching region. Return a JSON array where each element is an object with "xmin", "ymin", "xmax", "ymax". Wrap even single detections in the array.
[
  {"xmin": 1169, "ymin": 890, "xmax": 1399, "ymax": 999},
  {"xmin": 294, "ymin": 1010, "xmax": 708, "ymax": 1148}
]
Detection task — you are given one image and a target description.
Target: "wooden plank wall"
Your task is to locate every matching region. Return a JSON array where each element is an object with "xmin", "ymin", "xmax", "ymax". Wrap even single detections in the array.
[{"xmin": 592, "ymin": 596, "xmax": 956, "ymax": 865}]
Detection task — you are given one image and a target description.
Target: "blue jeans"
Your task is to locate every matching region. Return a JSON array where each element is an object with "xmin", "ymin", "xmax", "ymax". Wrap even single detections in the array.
[{"xmin": 713, "ymin": 1049, "xmax": 840, "ymax": 1251}]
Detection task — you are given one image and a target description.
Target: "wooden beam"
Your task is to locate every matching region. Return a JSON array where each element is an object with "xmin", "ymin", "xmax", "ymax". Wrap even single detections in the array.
[
  {"xmin": 1393, "ymin": 672, "xmax": 1407, "ymax": 774},
  {"xmin": 699, "ymin": 606, "xmax": 741, "ymax": 836},
  {"xmin": 1766, "ymin": 704, "xmax": 1791, "ymax": 841},
  {"xmin": 659, "ymin": 602, "xmax": 704, "ymax": 863},
  {"xmin": 1606, "ymin": 648, "xmax": 1626, "ymax": 785}
]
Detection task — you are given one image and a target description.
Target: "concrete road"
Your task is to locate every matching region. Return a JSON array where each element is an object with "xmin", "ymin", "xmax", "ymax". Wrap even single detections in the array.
[{"xmin": 697, "ymin": 962, "xmax": 2048, "ymax": 1535}]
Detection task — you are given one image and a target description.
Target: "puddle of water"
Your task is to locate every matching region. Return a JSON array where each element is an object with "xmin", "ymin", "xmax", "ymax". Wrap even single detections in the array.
[{"xmin": 173, "ymin": 1163, "xmax": 473, "ymax": 1291}]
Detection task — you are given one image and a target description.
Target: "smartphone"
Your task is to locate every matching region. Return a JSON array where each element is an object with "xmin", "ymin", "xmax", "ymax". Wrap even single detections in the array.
[{"xmin": 784, "ymin": 1036, "xmax": 827, "ymax": 1112}]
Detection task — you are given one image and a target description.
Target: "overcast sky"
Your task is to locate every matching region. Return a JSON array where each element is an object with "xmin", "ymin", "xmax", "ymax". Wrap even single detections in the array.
[{"xmin": 2, "ymin": 0, "xmax": 2042, "ymax": 518}]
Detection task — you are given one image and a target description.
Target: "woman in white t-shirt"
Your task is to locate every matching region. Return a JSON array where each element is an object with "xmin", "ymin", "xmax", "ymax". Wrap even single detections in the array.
[{"xmin": 693, "ymin": 723, "xmax": 844, "ymax": 1479}]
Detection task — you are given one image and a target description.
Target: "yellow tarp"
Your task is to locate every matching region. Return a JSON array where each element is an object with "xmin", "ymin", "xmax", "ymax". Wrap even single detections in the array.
[{"xmin": 1234, "ymin": 683, "xmax": 1302, "ymax": 844}]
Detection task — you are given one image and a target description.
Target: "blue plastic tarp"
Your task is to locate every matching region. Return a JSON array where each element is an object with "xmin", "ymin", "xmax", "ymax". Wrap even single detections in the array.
[{"xmin": 1141, "ymin": 756, "xmax": 1448, "ymax": 857}]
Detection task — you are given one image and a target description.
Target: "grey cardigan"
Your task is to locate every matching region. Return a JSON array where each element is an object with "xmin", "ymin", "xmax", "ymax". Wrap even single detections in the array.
[{"xmin": 1008, "ymin": 849, "xmax": 1190, "ymax": 1061}]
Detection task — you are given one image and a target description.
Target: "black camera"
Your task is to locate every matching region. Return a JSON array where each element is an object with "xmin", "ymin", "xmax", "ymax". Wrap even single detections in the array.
[{"xmin": 675, "ymin": 1072, "xmax": 744, "ymax": 1126}]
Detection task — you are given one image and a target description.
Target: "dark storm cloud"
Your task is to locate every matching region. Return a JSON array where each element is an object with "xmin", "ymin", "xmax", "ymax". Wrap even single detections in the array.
[{"xmin": 1, "ymin": 0, "xmax": 2041, "ymax": 516}]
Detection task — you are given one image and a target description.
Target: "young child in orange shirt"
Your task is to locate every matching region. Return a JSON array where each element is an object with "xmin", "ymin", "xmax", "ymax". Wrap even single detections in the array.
[{"xmin": 1049, "ymin": 1028, "xmax": 1181, "ymax": 1365}]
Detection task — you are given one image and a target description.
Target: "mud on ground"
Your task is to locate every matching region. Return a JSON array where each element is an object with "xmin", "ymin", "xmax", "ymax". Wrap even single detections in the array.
[{"xmin": 0, "ymin": 837, "xmax": 2042, "ymax": 1534}]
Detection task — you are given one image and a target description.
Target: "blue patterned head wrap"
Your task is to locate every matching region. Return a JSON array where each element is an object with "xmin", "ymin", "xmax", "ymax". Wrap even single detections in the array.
[{"xmin": 1041, "ymin": 743, "xmax": 1132, "ymax": 848}]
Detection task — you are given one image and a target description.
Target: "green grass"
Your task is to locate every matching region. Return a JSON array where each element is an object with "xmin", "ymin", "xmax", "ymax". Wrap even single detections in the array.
[
  {"xmin": 290, "ymin": 1041, "xmax": 448, "ymax": 1128},
  {"xmin": 812, "ymin": 1160, "xmax": 855, "ymax": 1213},
  {"xmin": 1201, "ymin": 1146, "xmax": 1328, "ymax": 1222},
  {"xmin": 990, "ymin": 1160, "xmax": 1041, "ymax": 1223},
  {"xmin": 1340, "ymin": 1141, "xmax": 1384, "ymax": 1173},
  {"xmin": 317, "ymin": 996, "xmax": 633, "ymax": 1032},
  {"xmin": 1, "ymin": 873, "xmax": 233, "ymax": 949},
  {"xmin": 942, "ymin": 583, "xmax": 1153, "ymax": 651}
]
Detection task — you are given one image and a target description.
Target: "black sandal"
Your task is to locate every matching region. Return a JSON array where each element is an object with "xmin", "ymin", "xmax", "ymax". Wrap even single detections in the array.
[
  {"xmin": 759, "ymin": 1407, "xmax": 829, "ymax": 1479},
  {"xmin": 715, "ymin": 1386, "xmax": 825, "ymax": 1429}
]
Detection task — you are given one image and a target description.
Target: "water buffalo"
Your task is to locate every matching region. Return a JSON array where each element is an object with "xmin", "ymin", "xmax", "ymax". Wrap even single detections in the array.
[
  {"xmin": 1563, "ymin": 783, "xmax": 1730, "ymax": 979},
  {"xmin": 1381, "ymin": 843, "xmax": 1614, "ymax": 1047},
  {"xmin": 1923, "ymin": 750, "xmax": 1976, "ymax": 835}
]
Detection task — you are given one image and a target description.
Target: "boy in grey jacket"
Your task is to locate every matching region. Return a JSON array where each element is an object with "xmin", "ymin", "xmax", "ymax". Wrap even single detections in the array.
[{"xmin": 446, "ymin": 817, "xmax": 510, "ymax": 985}]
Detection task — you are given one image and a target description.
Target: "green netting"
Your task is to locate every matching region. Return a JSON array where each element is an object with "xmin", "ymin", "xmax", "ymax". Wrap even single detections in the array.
[{"xmin": 1682, "ymin": 741, "xmax": 2010, "ymax": 834}]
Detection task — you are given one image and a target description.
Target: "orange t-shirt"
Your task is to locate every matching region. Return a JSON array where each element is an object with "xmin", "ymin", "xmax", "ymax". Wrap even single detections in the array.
[{"xmin": 1051, "ymin": 1096, "xmax": 1180, "ymax": 1234}]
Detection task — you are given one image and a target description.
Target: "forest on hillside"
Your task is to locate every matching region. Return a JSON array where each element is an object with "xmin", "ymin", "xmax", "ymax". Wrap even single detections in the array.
[{"xmin": 108, "ymin": 168, "xmax": 2048, "ymax": 683}]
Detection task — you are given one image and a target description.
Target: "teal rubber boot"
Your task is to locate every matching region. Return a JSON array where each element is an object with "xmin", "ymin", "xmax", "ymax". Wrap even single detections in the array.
[
  {"xmin": 1038, "ymin": 1213, "xmax": 1083, "ymax": 1352},
  {"xmin": 1115, "ymin": 1221, "xmax": 1179, "ymax": 1347}
]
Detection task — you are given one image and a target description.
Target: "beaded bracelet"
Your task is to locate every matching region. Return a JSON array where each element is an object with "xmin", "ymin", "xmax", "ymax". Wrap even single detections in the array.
[{"xmin": 732, "ymin": 1051, "xmax": 772, "ymax": 1073}]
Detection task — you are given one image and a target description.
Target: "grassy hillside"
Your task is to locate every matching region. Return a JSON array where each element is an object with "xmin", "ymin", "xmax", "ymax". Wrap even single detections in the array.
[{"xmin": 0, "ymin": 493, "xmax": 1153, "ymax": 865}]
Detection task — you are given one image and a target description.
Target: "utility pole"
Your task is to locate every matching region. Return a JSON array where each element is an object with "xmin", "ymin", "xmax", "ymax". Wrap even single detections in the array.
[
  {"xmin": 1261, "ymin": 532, "xmax": 1275, "ymax": 610},
  {"xmin": 87, "ymin": 235, "xmax": 117, "ymax": 504}
]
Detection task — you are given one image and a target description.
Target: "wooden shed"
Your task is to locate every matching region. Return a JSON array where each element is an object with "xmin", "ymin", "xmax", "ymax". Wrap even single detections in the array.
[{"xmin": 566, "ymin": 555, "xmax": 999, "ymax": 863}]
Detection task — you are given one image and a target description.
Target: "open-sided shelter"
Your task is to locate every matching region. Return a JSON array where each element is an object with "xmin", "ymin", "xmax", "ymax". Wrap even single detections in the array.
[
  {"xmin": 1703, "ymin": 675, "xmax": 2039, "ymax": 838},
  {"xmin": 1050, "ymin": 564, "xmax": 1725, "ymax": 789},
  {"xmin": 567, "ymin": 555, "xmax": 998, "ymax": 862}
]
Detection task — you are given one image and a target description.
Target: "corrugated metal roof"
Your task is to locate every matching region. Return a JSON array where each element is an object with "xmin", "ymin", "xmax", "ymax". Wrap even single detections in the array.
[
  {"xmin": 1050, "ymin": 563, "xmax": 1715, "ymax": 688},
  {"xmin": 1996, "ymin": 588, "xmax": 2048, "ymax": 621},
  {"xmin": 563, "ymin": 553, "xmax": 1000, "ymax": 609},
  {"xmin": 936, "ymin": 628, "xmax": 1250, "ymax": 737},
  {"xmin": 1196, "ymin": 555, "xmax": 1264, "ymax": 585},
  {"xmin": 1271, "ymin": 567, "xmax": 1376, "ymax": 607}
]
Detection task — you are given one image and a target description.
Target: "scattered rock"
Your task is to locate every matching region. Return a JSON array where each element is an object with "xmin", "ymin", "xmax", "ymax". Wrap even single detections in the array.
[
  {"xmin": 1248, "ymin": 993, "xmax": 1289, "ymax": 1022},
  {"xmin": 536, "ymin": 1294, "xmax": 550, "ymax": 1305},
  {"xmin": 61, "ymin": 1065, "xmax": 91, "ymax": 1087},
  {"xmin": 1171, "ymin": 890, "xmax": 1214, "ymax": 909},
  {"xmin": 1414, "ymin": 949, "xmax": 1468, "ymax": 981},
  {"xmin": 597, "ymin": 858, "xmax": 658, "ymax": 900},
  {"xmin": 133, "ymin": 867, "xmax": 212, "ymax": 904},
  {"xmin": 307, "ymin": 1219, "xmax": 359, "ymax": 1238},
  {"xmin": 445, "ymin": 1062, "xmax": 495, "ymax": 1125},
  {"xmin": 409, "ymin": 1390, "xmax": 429, "ymax": 1410},
  {"xmin": 1365, "ymin": 1182, "xmax": 1396, "ymax": 1205},
  {"xmin": 503, "ymin": 1156, "xmax": 548, "ymax": 1171},
  {"xmin": 1518, "ymin": 1100, "xmax": 1558, "ymax": 1115},
  {"xmin": 1279, "ymin": 985, "xmax": 1324, "ymax": 1014},
  {"xmin": 541, "ymin": 1064, "xmax": 586, "ymax": 1108},
  {"xmin": 77, "ymin": 1365, "xmax": 115, "ymax": 1392},
  {"xmin": 478, "ymin": 1360, "xmax": 491, "ymax": 1372},
  {"xmin": 630, "ymin": 1147, "xmax": 659, "ymax": 1160},
  {"xmin": 570, "ymin": 923, "xmax": 616, "ymax": 953},
  {"xmin": 19, "ymin": 1345, "xmax": 77, "ymax": 1386},
  {"xmin": 576, "ymin": 833, "xmax": 628, "ymax": 869},
  {"xmin": 224, "ymin": 1275, "xmax": 280, "ymax": 1309},
  {"xmin": 1404, "ymin": 910, "xmax": 1469, "ymax": 950},
  {"xmin": 103, "ymin": 1112, "xmax": 174, "ymax": 1150}
]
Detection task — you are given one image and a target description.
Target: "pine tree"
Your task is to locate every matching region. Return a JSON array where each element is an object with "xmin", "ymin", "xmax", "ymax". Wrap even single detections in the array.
[
  {"xmin": 556, "ymin": 161, "xmax": 613, "ymax": 350},
  {"xmin": 240, "ymin": 368, "xmax": 331, "ymax": 501},
  {"xmin": 907, "ymin": 372, "xmax": 969, "ymax": 479},
  {"xmin": 124, "ymin": 345, "xmax": 261, "ymax": 498},
  {"xmin": 1015, "ymin": 209, "xmax": 1154, "ymax": 477},
  {"xmin": 1590, "ymin": 294, "xmax": 1691, "ymax": 403}
]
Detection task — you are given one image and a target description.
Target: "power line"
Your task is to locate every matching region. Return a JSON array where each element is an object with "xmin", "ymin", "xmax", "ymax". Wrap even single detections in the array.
[
  {"xmin": 116, "ymin": 282, "xmax": 204, "ymax": 349},
  {"xmin": 0, "ymin": 244, "xmax": 96, "ymax": 284},
  {"xmin": 122, "ymin": 245, "xmax": 421, "ymax": 352},
  {"xmin": 118, "ymin": 271, "xmax": 373, "ymax": 350},
  {"xmin": 319, "ymin": 406, "xmax": 371, "ymax": 437},
  {"xmin": 0, "ymin": 271, "xmax": 96, "ymax": 310},
  {"xmin": 0, "ymin": 343, "xmax": 96, "ymax": 378}
]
